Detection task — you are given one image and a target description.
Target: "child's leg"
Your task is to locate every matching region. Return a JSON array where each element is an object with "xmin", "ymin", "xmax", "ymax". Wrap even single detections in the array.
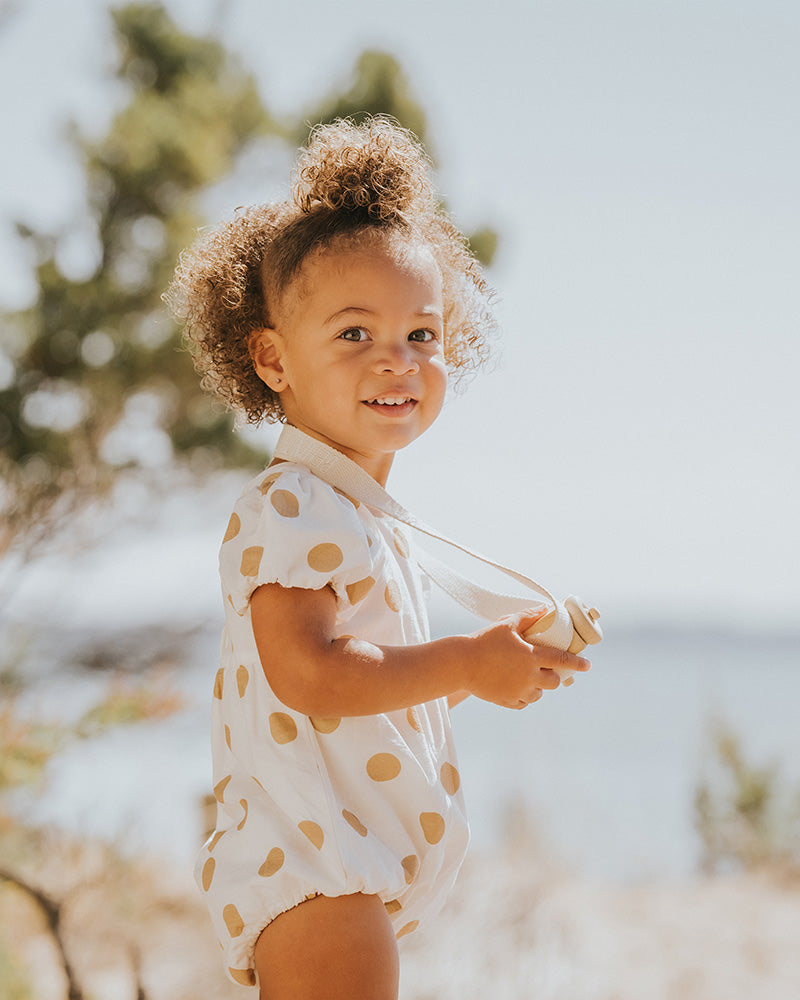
[{"xmin": 254, "ymin": 892, "xmax": 400, "ymax": 1000}]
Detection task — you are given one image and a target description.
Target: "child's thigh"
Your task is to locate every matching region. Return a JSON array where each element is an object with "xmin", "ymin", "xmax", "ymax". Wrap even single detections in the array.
[{"xmin": 254, "ymin": 892, "xmax": 399, "ymax": 1000}]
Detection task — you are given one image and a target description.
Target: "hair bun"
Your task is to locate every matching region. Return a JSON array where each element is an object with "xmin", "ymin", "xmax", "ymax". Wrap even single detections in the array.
[{"xmin": 293, "ymin": 117, "xmax": 434, "ymax": 223}]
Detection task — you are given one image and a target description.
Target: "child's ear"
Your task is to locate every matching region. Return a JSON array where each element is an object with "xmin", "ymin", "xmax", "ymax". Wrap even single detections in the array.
[{"xmin": 249, "ymin": 328, "xmax": 287, "ymax": 393}]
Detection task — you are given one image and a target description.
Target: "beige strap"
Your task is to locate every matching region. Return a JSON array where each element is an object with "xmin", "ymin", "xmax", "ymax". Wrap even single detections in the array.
[{"xmin": 273, "ymin": 425, "xmax": 562, "ymax": 625}]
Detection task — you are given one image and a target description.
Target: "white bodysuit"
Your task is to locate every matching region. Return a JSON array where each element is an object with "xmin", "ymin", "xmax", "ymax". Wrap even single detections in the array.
[{"xmin": 195, "ymin": 460, "xmax": 470, "ymax": 988}]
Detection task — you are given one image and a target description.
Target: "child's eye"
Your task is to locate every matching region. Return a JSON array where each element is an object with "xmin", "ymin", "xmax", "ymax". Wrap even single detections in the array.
[
  {"xmin": 339, "ymin": 327, "xmax": 369, "ymax": 342},
  {"xmin": 408, "ymin": 329, "xmax": 437, "ymax": 343}
]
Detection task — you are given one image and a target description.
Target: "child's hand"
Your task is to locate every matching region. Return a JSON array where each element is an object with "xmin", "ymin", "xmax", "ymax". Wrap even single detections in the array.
[{"xmin": 465, "ymin": 609, "xmax": 591, "ymax": 709}]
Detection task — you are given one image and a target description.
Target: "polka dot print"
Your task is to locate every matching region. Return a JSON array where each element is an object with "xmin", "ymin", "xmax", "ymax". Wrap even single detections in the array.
[
  {"xmin": 384, "ymin": 579, "xmax": 402, "ymax": 612},
  {"xmin": 392, "ymin": 527, "xmax": 409, "ymax": 558},
  {"xmin": 223, "ymin": 903, "xmax": 245, "ymax": 937},
  {"xmin": 342, "ymin": 809, "xmax": 368, "ymax": 837},
  {"xmin": 258, "ymin": 472, "xmax": 282, "ymax": 495},
  {"xmin": 310, "ymin": 716, "xmax": 341, "ymax": 734},
  {"xmin": 259, "ymin": 847, "xmax": 285, "ymax": 877},
  {"xmin": 366, "ymin": 753, "xmax": 402, "ymax": 781},
  {"xmin": 214, "ymin": 775, "xmax": 231, "ymax": 803},
  {"xmin": 401, "ymin": 855, "xmax": 420, "ymax": 884},
  {"xmin": 206, "ymin": 460, "xmax": 471, "ymax": 974},
  {"xmin": 269, "ymin": 712, "xmax": 298, "ymax": 744},
  {"xmin": 228, "ymin": 967, "xmax": 256, "ymax": 987},
  {"xmin": 201, "ymin": 857, "xmax": 215, "ymax": 891},
  {"xmin": 346, "ymin": 576, "xmax": 375, "ymax": 604},
  {"xmin": 440, "ymin": 762, "xmax": 461, "ymax": 796},
  {"xmin": 420, "ymin": 812, "xmax": 446, "ymax": 845},
  {"xmin": 222, "ymin": 513, "xmax": 240, "ymax": 543},
  {"xmin": 240, "ymin": 546, "xmax": 264, "ymax": 577},
  {"xmin": 298, "ymin": 820, "xmax": 325, "ymax": 850},
  {"xmin": 307, "ymin": 542, "xmax": 344, "ymax": 573},
  {"xmin": 270, "ymin": 489, "xmax": 299, "ymax": 518}
]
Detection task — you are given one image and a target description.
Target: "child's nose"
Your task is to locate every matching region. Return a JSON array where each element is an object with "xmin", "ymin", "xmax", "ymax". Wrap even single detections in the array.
[{"xmin": 374, "ymin": 343, "xmax": 420, "ymax": 375}]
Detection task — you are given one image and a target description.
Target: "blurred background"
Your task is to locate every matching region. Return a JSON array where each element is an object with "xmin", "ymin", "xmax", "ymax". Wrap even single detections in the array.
[{"xmin": 1, "ymin": 1, "xmax": 798, "ymax": 998}]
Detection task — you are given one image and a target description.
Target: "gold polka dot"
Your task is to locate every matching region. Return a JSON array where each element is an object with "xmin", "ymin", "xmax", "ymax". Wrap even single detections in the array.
[
  {"xmin": 201, "ymin": 857, "xmax": 215, "ymax": 891},
  {"xmin": 240, "ymin": 546, "xmax": 264, "ymax": 577},
  {"xmin": 298, "ymin": 820, "xmax": 324, "ymax": 850},
  {"xmin": 366, "ymin": 753, "xmax": 402, "ymax": 781},
  {"xmin": 396, "ymin": 920, "xmax": 419, "ymax": 939},
  {"xmin": 307, "ymin": 542, "xmax": 344, "ymax": 573},
  {"xmin": 310, "ymin": 716, "xmax": 341, "ymax": 734},
  {"xmin": 224, "ymin": 724, "xmax": 232, "ymax": 750},
  {"xmin": 214, "ymin": 775, "xmax": 231, "ymax": 803},
  {"xmin": 384, "ymin": 580, "xmax": 402, "ymax": 612},
  {"xmin": 259, "ymin": 847, "xmax": 285, "ymax": 877},
  {"xmin": 406, "ymin": 707, "xmax": 422, "ymax": 733},
  {"xmin": 384, "ymin": 899, "xmax": 402, "ymax": 915},
  {"xmin": 236, "ymin": 665, "xmax": 249, "ymax": 697},
  {"xmin": 213, "ymin": 668, "xmax": 224, "ymax": 699},
  {"xmin": 401, "ymin": 855, "xmax": 419, "ymax": 884},
  {"xmin": 345, "ymin": 576, "xmax": 375, "ymax": 604},
  {"xmin": 223, "ymin": 903, "xmax": 245, "ymax": 937},
  {"xmin": 269, "ymin": 712, "xmax": 298, "ymax": 744},
  {"xmin": 222, "ymin": 513, "xmax": 241, "ymax": 543},
  {"xmin": 393, "ymin": 527, "xmax": 409, "ymax": 558},
  {"xmin": 258, "ymin": 472, "xmax": 282, "ymax": 495},
  {"xmin": 207, "ymin": 831, "xmax": 224, "ymax": 852},
  {"xmin": 228, "ymin": 967, "xmax": 256, "ymax": 987},
  {"xmin": 440, "ymin": 762, "xmax": 461, "ymax": 796},
  {"xmin": 342, "ymin": 809, "xmax": 368, "ymax": 837},
  {"xmin": 420, "ymin": 812, "xmax": 446, "ymax": 845},
  {"xmin": 270, "ymin": 489, "xmax": 299, "ymax": 518},
  {"xmin": 237, "ymin": 799, "xmax": 248, "ymax": 831}
]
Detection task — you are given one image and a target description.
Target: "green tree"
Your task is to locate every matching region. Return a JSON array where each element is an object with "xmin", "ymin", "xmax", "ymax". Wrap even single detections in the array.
[{"xmin": 1, "ymin": 2, "xmax": 273, "ymax": 554}]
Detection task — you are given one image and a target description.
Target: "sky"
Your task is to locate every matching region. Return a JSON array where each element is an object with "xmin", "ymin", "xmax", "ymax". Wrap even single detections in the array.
[{"xmin": 1, "ymin": 0, "xmax": 799, "ymax": 632}]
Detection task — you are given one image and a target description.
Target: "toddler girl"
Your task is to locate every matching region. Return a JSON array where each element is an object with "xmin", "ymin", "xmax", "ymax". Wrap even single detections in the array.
[{"xmin": 168, "ymin": 117, "xmax": 589, "ymax": 999}]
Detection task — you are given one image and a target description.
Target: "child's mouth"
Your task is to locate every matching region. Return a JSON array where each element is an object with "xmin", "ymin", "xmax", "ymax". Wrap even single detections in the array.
[{"xmin": 363, "ymin": 396, "xmax": 417, "ymax": 416}]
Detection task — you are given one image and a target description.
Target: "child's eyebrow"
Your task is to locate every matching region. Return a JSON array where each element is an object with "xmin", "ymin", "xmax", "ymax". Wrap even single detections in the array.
[{"xmin": 325, "ymin": 306, "xmax": 443, "ymax": 325}]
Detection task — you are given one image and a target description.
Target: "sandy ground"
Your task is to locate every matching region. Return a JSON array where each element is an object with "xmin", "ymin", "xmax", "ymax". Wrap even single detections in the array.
[{"xmin": 3, "ymin": 837, "xmax": 799, "ymax": 1000}]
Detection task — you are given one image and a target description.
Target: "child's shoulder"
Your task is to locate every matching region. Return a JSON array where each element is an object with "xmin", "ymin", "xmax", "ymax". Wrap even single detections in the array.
[
  {"xmin": 230, "ymin": 461, "xmax": 364, "ymax": 533},
  {"xmin": 220, "ymin": 462, "xmax": 375, "ymax": 610}
]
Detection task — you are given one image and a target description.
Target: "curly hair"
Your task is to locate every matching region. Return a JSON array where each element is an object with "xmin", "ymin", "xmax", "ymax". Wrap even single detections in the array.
[{"xmin": 166, "ymin": 117, "xmax": 497, "ymax": 424}]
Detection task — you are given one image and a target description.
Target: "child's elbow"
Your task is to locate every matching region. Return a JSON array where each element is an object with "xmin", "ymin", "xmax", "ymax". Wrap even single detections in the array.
[{"xmin": 260, "ymin": 650, "xmax": 339, "ymax": 718}]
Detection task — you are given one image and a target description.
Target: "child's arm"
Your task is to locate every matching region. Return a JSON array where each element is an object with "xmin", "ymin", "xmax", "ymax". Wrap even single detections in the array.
[{"xmin": 250, "ymin": 583, "xmax": 589, "ymax": 716}]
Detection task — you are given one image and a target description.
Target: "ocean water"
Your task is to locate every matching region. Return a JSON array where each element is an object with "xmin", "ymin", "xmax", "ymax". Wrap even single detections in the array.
[{"xmin": 13, "ymin": 616, "xmax": 800, "ymax": 883}]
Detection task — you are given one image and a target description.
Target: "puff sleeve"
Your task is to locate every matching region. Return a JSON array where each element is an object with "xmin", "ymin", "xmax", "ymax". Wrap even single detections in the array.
[{"xmin": 219, "ymin": 465, "xmax": 374, "ymax": 617}]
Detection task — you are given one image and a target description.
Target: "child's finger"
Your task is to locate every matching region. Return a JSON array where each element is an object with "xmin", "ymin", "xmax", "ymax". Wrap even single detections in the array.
[{"xmin": 506, "ymin": 606, "xmax": 551, "ymax": 635}]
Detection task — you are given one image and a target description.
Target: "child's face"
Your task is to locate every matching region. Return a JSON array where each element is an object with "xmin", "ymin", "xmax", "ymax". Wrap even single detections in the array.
[{"xmin": 254, "ymin": 238, "xmax": 447, "ymax": 484}]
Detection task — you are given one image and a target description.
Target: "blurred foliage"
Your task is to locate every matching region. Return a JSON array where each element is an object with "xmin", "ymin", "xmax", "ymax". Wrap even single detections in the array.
[
  {"xmin": 299, "ymin": 49, "xmax": 432, "ymax": 154},
  {"xmin": 694, "ymin": 719, "xmax": 800, "ymax": 876},
  {"xmin": 0, "ymin": 2, "xmax": 497, "ymax": 559},
  {"xmin": 0, "ymin": 670, "xmax": 183, "ymax": 794}
]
